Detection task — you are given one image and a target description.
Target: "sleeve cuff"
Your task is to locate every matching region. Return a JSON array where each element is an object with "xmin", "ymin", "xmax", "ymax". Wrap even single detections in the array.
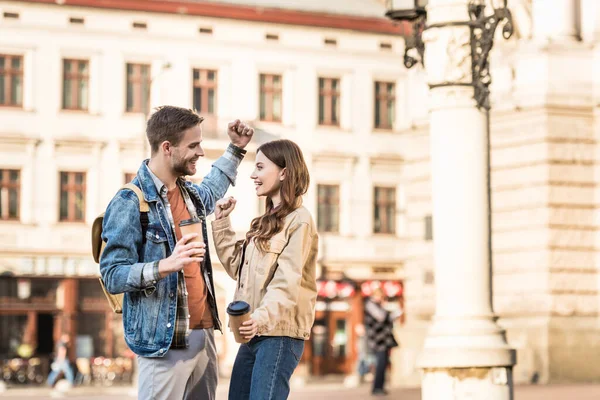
[
  {"xmin": 142, "ymin": 261, "xmax": 160, "ymax": 286},
  {"xmin": 227, "ymin": 143, "xmax": 247, "ymax": 159},
  {"xmin": 213, "ymin": 153, "xmax": 241, "ymax": 186},
  {"xmin": 250, "ymin": 312, "xmax": 270, "ymax": 335},
  {"xmin": 211, "ymin": 216, "xmax": 232, "ymax": 232}
]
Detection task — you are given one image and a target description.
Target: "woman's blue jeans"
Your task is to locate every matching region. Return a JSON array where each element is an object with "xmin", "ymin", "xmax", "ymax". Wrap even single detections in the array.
[{"xmin": 228, "ymin": 336, "xmax": 305, "ymax": 400}]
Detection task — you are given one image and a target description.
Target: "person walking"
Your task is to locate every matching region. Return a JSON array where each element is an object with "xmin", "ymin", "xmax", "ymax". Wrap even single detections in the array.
[
  {"xmin": 364, "ymin": 288, "xmax": 402, "ymax": 396},
  {"xmin": 47, "ymin": 334, "xmax": 75, "ymax": 387}
]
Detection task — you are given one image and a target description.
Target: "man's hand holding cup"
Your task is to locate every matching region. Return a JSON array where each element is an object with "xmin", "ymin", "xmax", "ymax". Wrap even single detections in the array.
[{"xmin": 158, "ymin": 233, "xmax": 205, "ymax": 278}]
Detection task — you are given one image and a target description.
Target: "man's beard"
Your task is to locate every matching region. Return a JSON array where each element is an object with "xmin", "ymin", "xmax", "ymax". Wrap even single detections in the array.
[{"xmin": 172, "ymin": 154, "xmax": 196, "ymax": 177}]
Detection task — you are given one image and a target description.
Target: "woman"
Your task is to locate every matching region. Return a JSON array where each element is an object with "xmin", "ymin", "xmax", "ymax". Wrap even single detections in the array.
[{"xmin": 211, "ymin": 139, "xmax": 318, "ymax": 400}]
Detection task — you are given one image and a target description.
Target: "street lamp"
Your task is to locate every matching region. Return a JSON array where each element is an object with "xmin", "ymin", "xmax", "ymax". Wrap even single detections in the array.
[
  {"xmin": 385, "ymin": 0, "xmax": 427, "ymax": 69},
  {"xmin": 386, "ymin": 0, "xmax": 514, "ymax": 110}
]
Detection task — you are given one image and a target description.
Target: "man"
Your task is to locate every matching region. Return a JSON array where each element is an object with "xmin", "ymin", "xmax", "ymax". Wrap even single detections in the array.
[
  {"xmin": 364, "ymin": 288, "xmax": 402, "ymax": 396},
  {"xmin": 47, "ymin": 334, "xmax": 74, "ymax": 387},
  {"xmin": 100, "ymin": 106, "xmax": 253, "ymax": 400}
]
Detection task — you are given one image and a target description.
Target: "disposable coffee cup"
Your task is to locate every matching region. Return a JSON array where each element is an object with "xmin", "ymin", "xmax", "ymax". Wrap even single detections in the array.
[
  {"xmin": 179, "ymin": 217, "xmax": 204, "ymax": 258},
  {"xmin": 227, "ymin": 301, "xmax": 251, "ymax": 344}
]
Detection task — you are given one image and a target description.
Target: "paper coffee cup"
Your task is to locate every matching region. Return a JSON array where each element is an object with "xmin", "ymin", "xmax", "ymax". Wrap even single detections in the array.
[
  {"xmin": 227, "ymin": 301, "xmax": 251, "ymax": 344},
  {"xmin": 179, "ymin": 217, "xmax": 204, "ymax": 258}
]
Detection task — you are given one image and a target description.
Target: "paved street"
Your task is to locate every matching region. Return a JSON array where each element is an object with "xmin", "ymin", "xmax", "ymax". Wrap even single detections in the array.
[{"xmin": 2, "ymin": 383, "xmax": 600, "ymax": 400}]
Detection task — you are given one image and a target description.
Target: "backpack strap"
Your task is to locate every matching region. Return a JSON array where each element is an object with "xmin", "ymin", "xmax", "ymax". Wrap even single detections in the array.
[
  {"xmin": 122, "ymin": 183, "xmax": 149, "ymax": 212},
  {"xmin": 122, "ymin": 183, "xmax": 150, "ymax": 240}
]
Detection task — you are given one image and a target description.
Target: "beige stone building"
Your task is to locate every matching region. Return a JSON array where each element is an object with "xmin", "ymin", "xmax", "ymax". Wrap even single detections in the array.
[
  {"xmin": 0, "ymin": 0, "xmax": 405, "ymax": 380},
  {"xmin": 2, "ymin": 0, "xmax": 600, "ymax": 389}
]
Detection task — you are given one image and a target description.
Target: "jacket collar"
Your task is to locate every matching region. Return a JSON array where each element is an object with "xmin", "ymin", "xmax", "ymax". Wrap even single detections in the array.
[
  {"xmin": 136, "ymin": 160, "xmax": 161, "ymax": 203},
  {"xmin": 136, "ymin": 161, "xmax": 205, "ymax": 215}
]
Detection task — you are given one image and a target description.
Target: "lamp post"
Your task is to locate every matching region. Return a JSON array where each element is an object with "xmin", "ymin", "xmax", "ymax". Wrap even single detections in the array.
[
  {"xmin": 142, "ymin": 62, "xmax": 171, "ymax": 158},
  {"xmin": 386, "ymin": 1, "xmax": 516, "ymax": 399}
]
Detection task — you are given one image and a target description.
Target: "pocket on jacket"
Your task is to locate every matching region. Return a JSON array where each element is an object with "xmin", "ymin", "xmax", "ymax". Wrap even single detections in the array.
[
  {"xmin": 257, "ymin": 239, "xmax": 286, "ymax": 275},
  {"xmin": 144, "ymin": 227, "xmax": 167, "ymax": 260}
]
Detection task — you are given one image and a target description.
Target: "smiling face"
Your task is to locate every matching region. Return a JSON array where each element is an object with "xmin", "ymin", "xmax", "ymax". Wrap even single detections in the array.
[
  {"xmin": 169, "ymin": 125, "xmax": 204, "ymax": 177},
  {"xmin": 251, "ymin": 150, "xmax": 285, "ymax": 199}
]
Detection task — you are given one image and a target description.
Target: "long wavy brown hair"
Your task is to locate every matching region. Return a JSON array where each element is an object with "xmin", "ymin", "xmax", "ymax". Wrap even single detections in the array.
[{"xmin": 246, "ymin": 140, "xmax": 310, "ymax": 252}]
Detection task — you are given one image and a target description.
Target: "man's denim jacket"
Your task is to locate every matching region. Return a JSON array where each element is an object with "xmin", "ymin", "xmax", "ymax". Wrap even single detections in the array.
[{"xmin": 100, "ymin": 150, "xmax": 241, "ymax": 357}]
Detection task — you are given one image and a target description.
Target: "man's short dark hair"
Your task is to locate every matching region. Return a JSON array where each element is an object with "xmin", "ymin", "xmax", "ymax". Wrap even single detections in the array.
[{"xmin": 146, "ymin": 106, "xmax": 204, "ymax": 154}]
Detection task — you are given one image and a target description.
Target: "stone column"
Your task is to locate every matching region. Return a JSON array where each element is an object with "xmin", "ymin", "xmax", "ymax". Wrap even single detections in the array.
[
  {"xmin": 418, "ymin": 1, "xmax": 516, "ymax": 399},
  {"xmin": 61, "ymin": 278, "xmax": 78, "ymax": 361},
  {"xmin": 532, "ymin": 0, "xmax": 578, "ymax": 41},
  {"xmin": 580, "ymin": 0, "xmax": 600, "ymax": 42}
]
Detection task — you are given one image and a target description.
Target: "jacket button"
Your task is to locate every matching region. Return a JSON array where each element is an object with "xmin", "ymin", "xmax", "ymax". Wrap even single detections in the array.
[
  {"xmin": 169, "ymin": 292, "xmax": 174, "ymax": 298},
  {"xmin": 155, "ymin": 234, "xmax": 160, "ymax": 239},
  {"xmin": 159, "ymin": 348, "xmax": 165, "ymax": 353},
  {"xmin": 167, "ymin": 323, "xmax": 172, "ymax": 328}
]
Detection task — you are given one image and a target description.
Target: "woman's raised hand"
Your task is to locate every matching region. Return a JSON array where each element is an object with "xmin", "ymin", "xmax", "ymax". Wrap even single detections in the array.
[{"xmin": 215, "ymin": 196, "xmax": 237, "ymax": 220}]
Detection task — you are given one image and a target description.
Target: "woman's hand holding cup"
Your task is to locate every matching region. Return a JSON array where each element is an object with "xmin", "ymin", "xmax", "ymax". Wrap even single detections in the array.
[
  {"xmin": 239, "ymin": 318, "xmax": 258, "ymax": 340},
  {"xmin": 215, "ymin": 196, "xmax": 237, "ymax": 220}
]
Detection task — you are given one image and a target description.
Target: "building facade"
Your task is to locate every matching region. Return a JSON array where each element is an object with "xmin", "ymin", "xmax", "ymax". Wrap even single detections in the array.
[
  {"xmin": 0, "ymin": 0, "xmax": 405, "ymax": 380},
  {"xmin": 5, "ymin": 0, "xmax": 599, "ymax": 389},
  {"xmin": 395, "ymin": 0, "xmax": 600, "ymax": 386}
]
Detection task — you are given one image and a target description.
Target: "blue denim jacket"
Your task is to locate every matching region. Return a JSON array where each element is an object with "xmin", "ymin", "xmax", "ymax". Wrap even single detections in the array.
[{"xmin": 100, "ymin": 149, "xmax": 242, "ymax": 357}]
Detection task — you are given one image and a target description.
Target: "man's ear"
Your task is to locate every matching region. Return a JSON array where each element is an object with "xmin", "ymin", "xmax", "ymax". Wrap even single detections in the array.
[
  {"xmin": 279, "ymin": 168, "xmax": 286, "ymax": 182},
  {"xmin": 160, "ymin": 141, "xmax": 171, "ymax": 155}
]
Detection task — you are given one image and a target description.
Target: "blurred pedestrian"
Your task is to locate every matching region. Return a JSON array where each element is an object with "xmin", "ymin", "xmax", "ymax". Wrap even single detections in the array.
[
  {"xmin": 355, "ymin": 323, "xmax": 375, "ymax": 383},
  {"xmin": 364, "ymin": 288, "xmax": 402, "ymax": 396},
  {"xmin": 47, "ymin": 334, "xmax": 75, "ymax": 387}
]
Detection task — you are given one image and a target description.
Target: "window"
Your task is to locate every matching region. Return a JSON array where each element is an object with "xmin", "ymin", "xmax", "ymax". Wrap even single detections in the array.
[
  {"xmin": 317, "ymin": 184, "xmax": 340, "ymax": 233},
  {"xmin": 192, "ymin": 69, "xmax": 217, "ymax": 115},
  {"xmin": 318, "ymin": 78, "xmax": 340, "ymax": 126},
  {"xmin": 424, "ymin": 215, "xmax": 433, "ymax": 241},
  {"xmin": 62, "ymin": 59, "xmax": 89, "ymax": 110},
  {"xmin": 0, "ymin": 169, "xmax": 20, "ymax": 220},
  {"xmin": 374, "ymin": 187, "xmax": 396, "ymax": 234},
  {"xmin": 124, "ymin": 173, "xmax": 136, "ymax": 183},
  {"xmin": 126, "ymin": 63, "xmax": 150, "ymax": 113},
  {"xmin": 374, "ymin": 81, "xmax": 395, "ymax": 129},
  {"xmin": 59, "ymin": 172, "xmax": 86, "ymax": 222},
  {"xmin": 259, "ymin": 74, "xmax": 282, "ymax": 122},
  {"xmin": 0, "ymin": 55, "xmax": 23, "ymax": 107}
]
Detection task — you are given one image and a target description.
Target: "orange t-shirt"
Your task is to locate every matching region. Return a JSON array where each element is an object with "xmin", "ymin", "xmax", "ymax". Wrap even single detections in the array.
[{"xmin": 167, "ymin": 187, "xmax": 213, "ymax": 330}]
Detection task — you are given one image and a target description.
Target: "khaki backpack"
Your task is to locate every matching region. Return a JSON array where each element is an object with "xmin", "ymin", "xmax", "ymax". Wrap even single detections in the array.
[{"xmin": 91, "ymin": 183, "xmax": 149, "ymax": 314}]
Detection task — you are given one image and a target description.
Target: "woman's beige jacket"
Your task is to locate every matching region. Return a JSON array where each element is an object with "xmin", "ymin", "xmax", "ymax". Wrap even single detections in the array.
[{"xmin": 211, "ymin": 206, "xmax": 319, "ymax": 340}]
